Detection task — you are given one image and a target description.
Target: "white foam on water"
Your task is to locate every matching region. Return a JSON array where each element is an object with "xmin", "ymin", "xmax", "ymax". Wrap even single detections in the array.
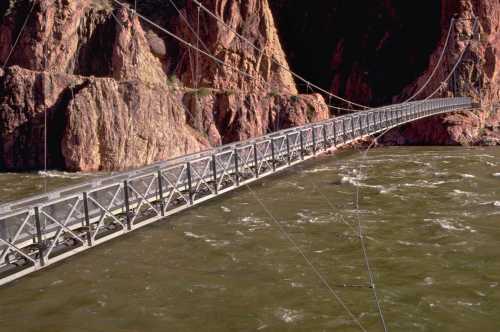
[
  {"xmin": 402, "ymin": 180, "xmax": 440, "ymax": 189},
  {"xmin": 451, "ymin": 189, "xmax": 475, "ymax": 197},
  {"xmin": 221, "ymin": 206, "xmax": 231, "ymax": 213},
  {"xmin": 240, "ymin": 216, "xmax": 271, "ymax": 232},
  {"xmin": 379, "ymin": 186, "xmax": 396, "ymax": 194},
  {"xmin": 397, "ymin": 240, "xmax": 423, "ymax": 247},
  {"xmin": 50, "ymin": 279, "xmax": 64, "ymax": 286},
  {"xmin": 434, "ymin": 172, "xmax": 449, "ymax": 176},
  {"xmin": 475, "ymin": 154, "xmax": 495, "ymax": 159},
  {"xmin": 427, "ymin": 218, "xmax": 476, "ymax": 233},
  {"xmin": 493, "ymin": 173, "xmax": 500, "ymax": 177},
  {"xmin": 475, "ymin": 291, "xmax": 486, "ymax": 297},
  {"xmin": 480, "ymin": 201, "xmax": 500, "ymax": 207},
  {"xmin": 296, "ymin": 212, "xmax": 328, "ymax": 224},
  {"xmin": 275, "ymin": 308, "xmax": 303, "ymax": 323},
  {"xmin": 341, "ymin": 175, "xmax": 359, "ymax": 186},
  {"xmin": 303, "ymin": 167, "xmax": 332, "ymax": 174},
  {"xmin": 313, "ymin": 248, "xmax": 332, "ymax": 254},
  {"xmin": 38, "ymin": 170, "xmax": 85, "ymax": 179},
  {"xmin": 457, "ymin": 301, "xmax": 481, "ymax": 307},
  {"xmin": 413, "ymin": 161, "xmax": 432, "ymax": 167},
  {"xmin": 423, "ymin": 276, "xmax": 434, "ymax": 286},
  {"xmin": 461, "ymin": 174, "xmax": 476, "ymax": 178},
  {"xmin": 340, "ymin": 174, "xmax": 388, "ymax": 194},
  {"xmin": 184, "ymin": 232, "xmax": 204, "ymax": 239},
  {"xmin": 290, "ymin": 282, "xmax": 304, "ymax": 288},
  {"xmin": 184, "ymin": 232, "xmax": 230, "ymax": 248}
]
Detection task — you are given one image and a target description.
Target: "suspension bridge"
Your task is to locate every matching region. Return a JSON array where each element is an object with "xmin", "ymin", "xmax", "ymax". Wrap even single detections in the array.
[
  {"xmin": 0, "ymin": 1, "xmax": 487, "ymax": 330},
  {"xmin": 0, "ymin": 96, "xmax": 477, "ymax": 287}
]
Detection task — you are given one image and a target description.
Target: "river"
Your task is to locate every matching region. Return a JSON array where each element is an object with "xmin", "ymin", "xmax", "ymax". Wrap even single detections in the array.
[{"xmin": 0, "ymin": 146, "xmax": 499, "ymax": 331}]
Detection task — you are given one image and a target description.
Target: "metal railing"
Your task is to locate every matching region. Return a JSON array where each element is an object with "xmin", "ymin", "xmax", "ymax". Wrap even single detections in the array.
[{"xmin": 0, "ymin": 97, "xmax": 474, "ymax": 285}]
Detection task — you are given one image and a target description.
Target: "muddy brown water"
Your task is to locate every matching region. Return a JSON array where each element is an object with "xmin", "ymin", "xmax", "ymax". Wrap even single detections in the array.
[{"xmin": 0, "ymin": 146, "xmax": 499, "ymax": 331}]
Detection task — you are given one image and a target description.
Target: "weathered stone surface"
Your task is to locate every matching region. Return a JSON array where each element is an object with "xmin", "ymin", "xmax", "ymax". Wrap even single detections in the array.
[
  {"xmin": 0, "ymin": 66, "xmax": 327, "ymax": 171},
  {"xmin": 0, "ymin": 1, "xmax": 327, "ymax": 171},
  {"xmin": 386, "ymin": 0, "xmax": 500, "ymax": 145},
  {"xmin": 0, "ymin": 0, "xmax": 498, "ymax": 172}
]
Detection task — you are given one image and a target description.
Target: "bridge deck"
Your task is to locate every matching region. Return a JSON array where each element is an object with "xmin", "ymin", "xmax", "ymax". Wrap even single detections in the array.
[{"xmin": 0, "ymin": 97, "xmax": 474, "ymax": 286}]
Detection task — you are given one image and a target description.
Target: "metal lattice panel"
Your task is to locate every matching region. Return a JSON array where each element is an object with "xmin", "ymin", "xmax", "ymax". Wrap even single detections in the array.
[{"xmin": 0, "ymin": 97, "xmax": 476, "ymax": 285}]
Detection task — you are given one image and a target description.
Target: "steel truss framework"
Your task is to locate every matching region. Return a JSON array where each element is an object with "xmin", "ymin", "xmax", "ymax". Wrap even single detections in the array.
[{"xmin": 0, "ymin": 97, "xmax": 475, "ymax": 286}]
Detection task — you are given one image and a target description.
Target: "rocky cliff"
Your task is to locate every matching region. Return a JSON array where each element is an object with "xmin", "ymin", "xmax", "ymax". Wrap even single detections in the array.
[
  {"xmin": 269, "ymin": 0, "xmax": 499, "ymax": 145},
  {"xmin": 0, "ymin": 0, "xmax": 498, "ymax": 171},
  {"xmin": 385, "ymin": 0, "xmax": 500, "ymax": 145},
  {"xmin": 0, "ymin": 0, "xmax": 328, "ymax": 171}
]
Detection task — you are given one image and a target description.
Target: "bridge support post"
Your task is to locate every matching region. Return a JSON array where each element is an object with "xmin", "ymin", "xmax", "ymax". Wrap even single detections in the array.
[
  {"xmin": 186, "ymin": 162, "xmax": 193, "ymax": 205},
  {"xmin": 123, "ymin": 181, "xmax": 132, "ymax": 231},
  {"xmin": 157, "ymin": 171, "xmax": 165, "ymax": 216},
  {"xmin": 286, "ymin": 135, "xmax": 291, "ymax": 165},
  {"xmin": 332, "ymin": 122, "xmax": 337, "ymax": 147},
  {"xmin": 212, "ymin": 155, "xmax": 218, "ymax": 194},
  {"xmin": 234, "ymin": 149, "xmax": 240, "ymax": 185},
  {"xmin": 312, "ymin": 128, "xmax": 317, "ymax": 155},
  {"xmin": 83, "ymin": 192, "xmax": 93, "ymax": 246},
  {"xmin": 253, "ymin": 144, "xmax": 259, "ymax": 178},
  {"xmin": 322, "ymin": 125, "xmax": 328, "ymax": 151},
  {"xmin": 342, "ymin": 119, "xmax": 347, "ymax": 143},
  {"xmin": 299, "ymin": 131, "xmax": 305, "ymax": 160},
  {"xmin": 350, "ymin": 117, "xmax": 355, "ymax": 140},
  {"xmin": 34, "ymin": 207, "xmax": 45, "ymax": 267},
  {"xmin": 270, "ymin": 139, "xmax": 277, "ymax": 171}
]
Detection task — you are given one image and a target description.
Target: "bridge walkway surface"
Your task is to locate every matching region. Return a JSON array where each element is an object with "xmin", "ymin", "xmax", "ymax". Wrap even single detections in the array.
[{"xmin": 0, "ymin": 97, "xmax": 476, "ymax": 286}]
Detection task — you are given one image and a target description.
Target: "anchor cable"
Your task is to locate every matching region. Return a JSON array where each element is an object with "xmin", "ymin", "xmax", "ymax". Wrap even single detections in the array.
[
  {"xmin": 113, "ymin": 0, "xmax": 280, "ymax": 93},
  {"xmin": 190, "ymin": 0, "xmax": 370, "ymax": 110},
  {"xmin": 403, "ymin": 18, "xmax": 455, "ymax": 103},
  {"xmin": 424, "ymin": 17, "xmax": 479, "ymax": 101},
  {"xmin": 244, "ymin": 183, "xmax": 367, "ymax": 332},
  {"xmin": 1, "ymin": 0, "xmax": 37, "ymax": 70},
  {"xmin": 340, "ymin": 22, "xmax": 480, "ymax": 327}
]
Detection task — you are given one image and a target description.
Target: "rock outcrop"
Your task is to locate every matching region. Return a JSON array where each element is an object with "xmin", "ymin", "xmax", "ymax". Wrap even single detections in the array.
[
  {"xmin": 0, "ymin": 0, "xmax": 328, "ymax": 171},
  {"xmin": 385, "ymin": 0, "xmax": 500, "ymax": 145},
  {"xmin": 0, "ymin": 0, "xmax": 498, "ymax": 172},
  {"xmin": 269, "ymin": 0, "xmax": 499, "ymax": 145}
]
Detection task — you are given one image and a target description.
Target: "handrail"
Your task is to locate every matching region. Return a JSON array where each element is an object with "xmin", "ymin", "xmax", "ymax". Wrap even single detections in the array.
[{"xmin": 0, "ymin": 97, "xmax": 475, "ymax": 286}]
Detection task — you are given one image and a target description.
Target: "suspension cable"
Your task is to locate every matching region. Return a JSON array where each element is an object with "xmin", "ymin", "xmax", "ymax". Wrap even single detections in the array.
[
  {"xmin": 424, "ymin": 17, "xmax": 479, "ymax": 101},
  {"xmin": 113, "ymin": 0, "xmax": 281, "ymax": 93},
  {"xmin": 114, "ymin": 0, "xmax": 360, "ymax": 113},
  {"xmin": 196, "ymin": 4, "xmax": 200, "ymax": 89},
  {"xmin": 344, "ymin": 21, "xmax": 479, "ymax": 325},
  {"xmin": 2, "ymin": 0, "xmax": 37, "ymax": 70},
  {"xmin": 403, "ymin": 18, "xmax": 455, "ymax": 103},
  {"xmin": 191, "ymin": 0, "xmax": 370, "ymax": 110},
  {"xmin": 167, "ymin": 0, "xmax": 211, "ymax": 53},
  {"xmin": 244, "ymin": 183, "xmax": 368, "ymax": 332}
]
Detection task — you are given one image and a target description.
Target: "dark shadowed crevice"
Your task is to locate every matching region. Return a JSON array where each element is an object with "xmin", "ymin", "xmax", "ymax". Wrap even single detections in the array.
[
  {"xmin": 73, "ymin": 11, "xmax": 116, "ymax": 77},
  {"xmin": 47, "ymin": 81, "xmax": 91, "ymax": 170},
  {"xmin": 269, "ymin": 0, "xmax": 444, "ymax": 106}
]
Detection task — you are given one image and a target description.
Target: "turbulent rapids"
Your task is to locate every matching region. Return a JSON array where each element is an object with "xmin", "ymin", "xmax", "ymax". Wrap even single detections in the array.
[{"xmin": 0, "ymin": 146, "xmax": 499, "ymax": 331}]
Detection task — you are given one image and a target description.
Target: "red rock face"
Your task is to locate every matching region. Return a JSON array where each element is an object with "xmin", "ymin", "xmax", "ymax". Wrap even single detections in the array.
[
  {"xmin": 0, "ymin": 0, "xmax": 497, "ymax": 171},
  {"xmin": 0, "ymin": 1, "xmax": 328, "ymax": 171},
  {"xmin": 270, "ymin": 0, "xmax": 499, "ymax": 144},
  {"xmin": 386, "ymin": 0, "xmax": 500, "ymax": 145}
]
